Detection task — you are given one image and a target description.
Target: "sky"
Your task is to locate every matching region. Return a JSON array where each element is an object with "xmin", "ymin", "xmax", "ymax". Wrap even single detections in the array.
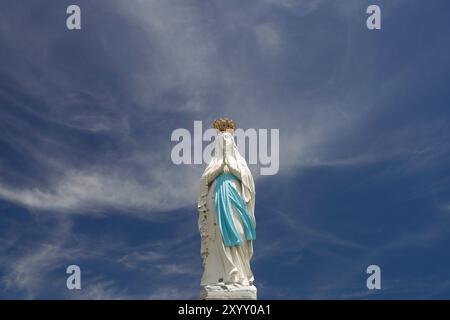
[{"xmin": 1, "ymin": 0, "xmax": 450, "ymax": 299}]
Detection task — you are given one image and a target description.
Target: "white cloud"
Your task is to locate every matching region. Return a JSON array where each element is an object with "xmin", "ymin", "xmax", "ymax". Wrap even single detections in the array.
[{"xmin": 0, "ymin": 167, "xmax": 201, "ymax": 214}]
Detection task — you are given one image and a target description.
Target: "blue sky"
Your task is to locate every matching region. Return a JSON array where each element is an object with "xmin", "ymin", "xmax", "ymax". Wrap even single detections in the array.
[{"xmin": 1, "ymin": 0, "xmax": 450, "ymax": 299}]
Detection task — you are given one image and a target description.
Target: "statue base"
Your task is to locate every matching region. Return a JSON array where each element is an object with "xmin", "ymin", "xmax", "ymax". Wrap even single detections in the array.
[{"xmin": 200, "ymin": 284, "xmax": 257, "ymax": 300}]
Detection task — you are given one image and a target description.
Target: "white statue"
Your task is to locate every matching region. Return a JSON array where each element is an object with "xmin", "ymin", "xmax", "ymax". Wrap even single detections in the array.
[{"xmin": 197, "ymin": 118, "xmax": 257, "ymax": 300}]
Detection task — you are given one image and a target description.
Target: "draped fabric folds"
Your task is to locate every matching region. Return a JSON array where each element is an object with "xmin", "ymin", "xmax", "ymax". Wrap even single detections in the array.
[{"xmin": 214, "ymin": 173, "xmax": 256, "ymax": 247}]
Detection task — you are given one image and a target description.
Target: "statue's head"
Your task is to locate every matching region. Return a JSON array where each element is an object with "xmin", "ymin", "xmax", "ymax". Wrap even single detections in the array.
[{"xmin": 212, "ymin": 117, "xmax": 236, "ymax": 134}]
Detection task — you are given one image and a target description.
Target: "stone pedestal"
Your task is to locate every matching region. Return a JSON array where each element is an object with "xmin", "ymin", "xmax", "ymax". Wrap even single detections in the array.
[{"xmin": 200, "ymin": 284, "xmax": 257, "ymax": 300}]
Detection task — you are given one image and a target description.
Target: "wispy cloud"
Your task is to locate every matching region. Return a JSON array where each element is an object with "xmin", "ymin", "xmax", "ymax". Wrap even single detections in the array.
[
  {"xmin": 0, "ymin": 0, "xmax": 444, "ymax": 216},
  {"xmin": 0, "ymin": 212, "xmax": 201, "ymax": 299},
  {"xmin": 0, "ymin": 217, "xmax": 74, "ymax": 298}
]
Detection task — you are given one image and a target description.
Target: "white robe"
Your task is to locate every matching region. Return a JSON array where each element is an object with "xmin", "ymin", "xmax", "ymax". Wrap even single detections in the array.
[{"xmin": 198, "ymin": 131, "xmax": 256, "ymax": 287}]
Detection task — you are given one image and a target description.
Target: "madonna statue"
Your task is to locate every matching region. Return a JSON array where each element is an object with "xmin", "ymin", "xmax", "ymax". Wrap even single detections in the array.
[{"xmin": 197, "ymin": 117, "xmax": 257, "ymax": 300}]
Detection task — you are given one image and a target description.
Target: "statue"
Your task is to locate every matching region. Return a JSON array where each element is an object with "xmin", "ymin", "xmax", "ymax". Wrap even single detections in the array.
[{"xmin": 197, "ymin": 118, "xmax": 257, "ymax": 300}]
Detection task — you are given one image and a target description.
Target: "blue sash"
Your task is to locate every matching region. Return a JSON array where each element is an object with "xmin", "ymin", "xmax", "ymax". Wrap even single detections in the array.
[{"xmin": 214, "ymin": 173, "xmax": 256, "ymax": 247}]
